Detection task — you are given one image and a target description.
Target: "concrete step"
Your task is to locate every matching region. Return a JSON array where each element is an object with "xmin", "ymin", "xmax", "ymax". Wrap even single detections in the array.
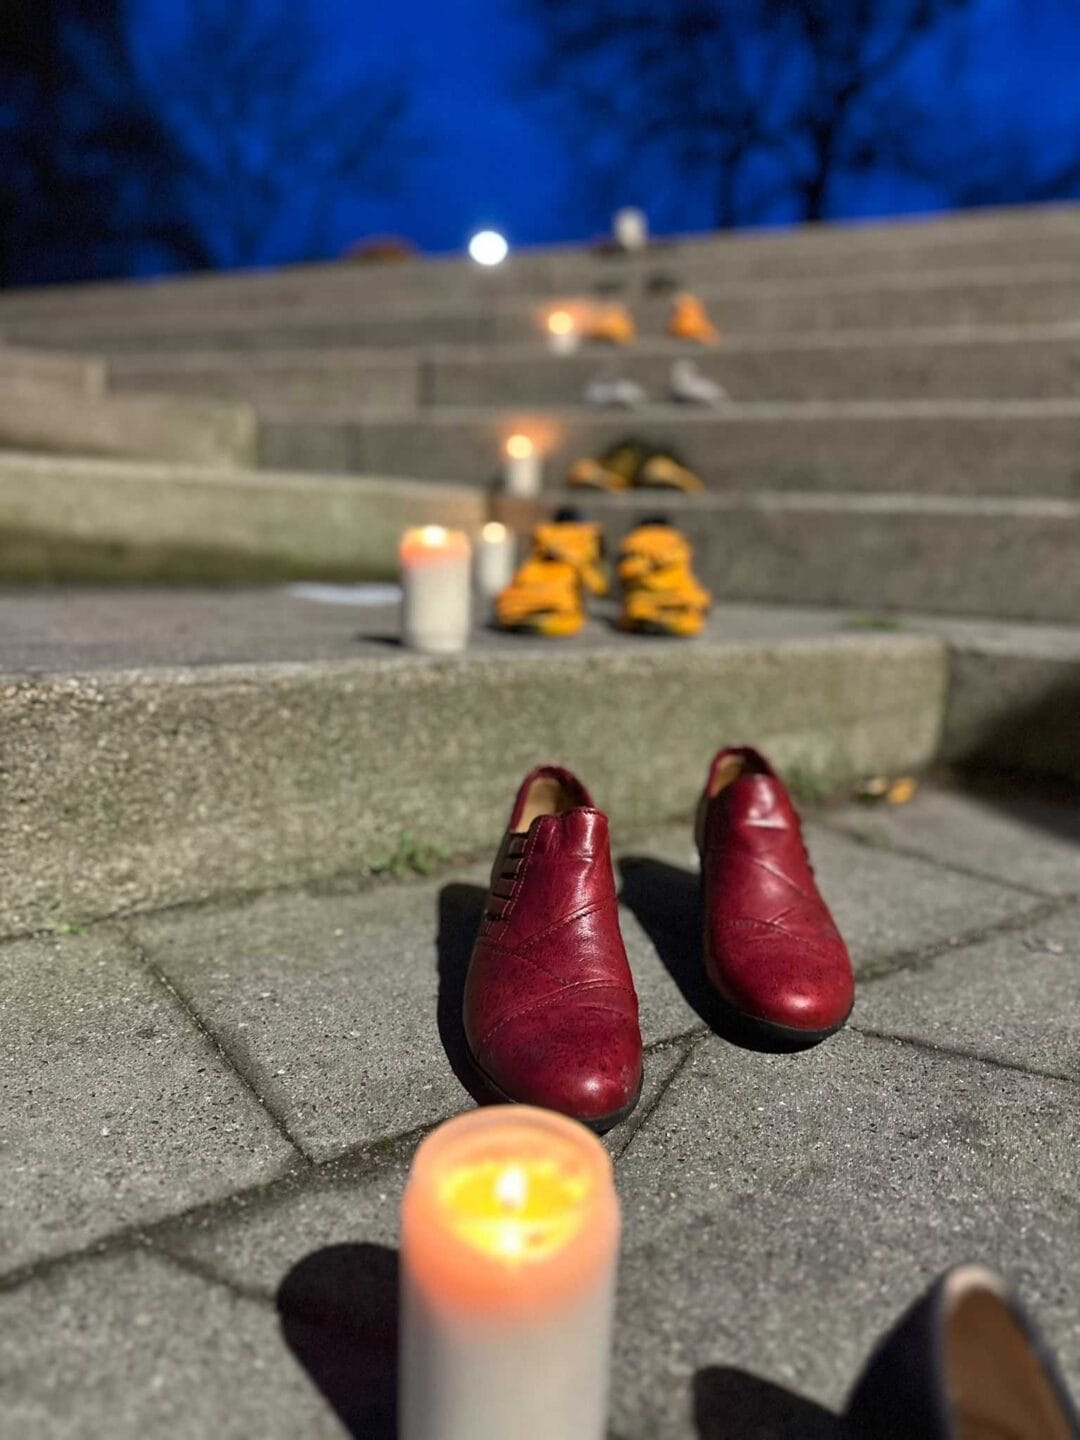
[
  {"xmin": 0, "ymin": 343, "xmax": 107, "ymax": 396},
  {"xmin": 0, "ymin": 202, "xmax": 1077, "ymax": 322},
  {"xmin": 0, "ymin": 604, "xmax": 947, "ymax": 932},
  {"xmin": 103, "ymin": 323, "xmax": 1080, "ymax": 408},
  {"xmin": 7, "ymin": 261, "xmax": 1080, "ymax": 353},
  {"xmin": 495, "ymin": 490, "xmax": 1080, "ymax": 624},
  {"xmin": 0, "ymin": 384, "xmax": 257, "ymax": 466},
  {"xmin": 0, "ymin": 452, "xmax": 484, "ymax": 583},
  {"xmin": 258, "ymin": 399, "xmax": 1080, "ymax": 500}
]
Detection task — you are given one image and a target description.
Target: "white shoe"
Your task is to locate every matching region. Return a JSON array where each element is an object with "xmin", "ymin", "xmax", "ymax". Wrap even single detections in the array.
[
  {"xmin": 669, "ymin": 358, "xmax": 727, "ymax": 406},
  {"xmin": 583, "ymin": 373, "xmax": 649, "ymax": 408}
]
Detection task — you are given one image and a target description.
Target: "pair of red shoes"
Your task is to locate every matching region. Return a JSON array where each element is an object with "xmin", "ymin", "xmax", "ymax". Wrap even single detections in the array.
[{"xmin": 464, "ymin": 747, "xmax": 855, "ymax": 1132}]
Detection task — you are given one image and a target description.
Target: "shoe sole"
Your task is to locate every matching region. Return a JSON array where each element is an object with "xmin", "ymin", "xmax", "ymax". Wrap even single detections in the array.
[
  {"xmin": 714, "ymin": 992, "xmax": 854, "ymax": 1051},
  {"xmin": 466, "ymin": 1046, "xmax": 644, "ymax": 1135}
]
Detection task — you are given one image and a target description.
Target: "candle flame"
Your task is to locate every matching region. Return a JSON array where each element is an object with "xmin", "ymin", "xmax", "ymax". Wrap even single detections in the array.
[
  {"xmin": 418, "ymin": 525, "xmax": 450, "ymax": 546},
  {"xmin": 506, "ymin": 434, "xmax": 534, "ymax": 459},
  {"xmin": 481, "ymin": 521, "xmax": 508, "ymax": 543},
  {"xmin": 547, "ymin": 309, "xmax": 575, "ymax": 336},
  {"xmin": 495, "ymin": 1164, "xmax": 528, "ymax": 1211}
]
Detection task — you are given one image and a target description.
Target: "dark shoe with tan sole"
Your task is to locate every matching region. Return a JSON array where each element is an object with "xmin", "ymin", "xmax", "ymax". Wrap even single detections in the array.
[
  {"xmin": 847, "ymin": 1264, "xmax": 1080, "ymax": 1439},
  {"xmin": 463, "ymin": 766, "xmax": 643, "ymax": 1131}
]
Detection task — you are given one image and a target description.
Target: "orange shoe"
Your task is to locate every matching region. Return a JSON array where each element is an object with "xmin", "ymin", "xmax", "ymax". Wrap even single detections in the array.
[
  {"xmin": 584, "ymin": 303, "xmax": 637, "ymax": 345},
  {"xmin": 567, "ymin": 440, "xmax": 650, "ymax": 493},
  {"xmin": 618, "ymin": 520, "xmax": 711, "ymax": 637},
  {"xmin": 531, "ymin": 513, "xmax": 609, "ymax": 596},
  {"xmin": 668, "ymin": 292, "xmax": 720, "ymax": 344},
  {"xmin": 495, "ymin": 557, "xmax": 585, "ymax": 636}
]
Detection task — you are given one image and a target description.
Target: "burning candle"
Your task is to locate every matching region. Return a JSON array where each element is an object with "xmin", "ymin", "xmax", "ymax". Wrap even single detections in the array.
[
  {"xmin": 546, "ymin": 309, "xmax": 580, "ymax": 356},
  {"xmin": 399, "ymin": 525, "xmax": 472, "ymax": 653},
  {"xmin": 503, "ymin": 434, "xmax": 543, "ymax": 498},
  {"xmin": 475, "ymin": 521, "xmax": 516, "ymax": 601},
  {"xmin": 612, "ymin": 206, "xmax": 649, "ymax": 252},
  {"xmin": 400, "ymin": 1106, "xmax": 620, "ymax": 1440}
]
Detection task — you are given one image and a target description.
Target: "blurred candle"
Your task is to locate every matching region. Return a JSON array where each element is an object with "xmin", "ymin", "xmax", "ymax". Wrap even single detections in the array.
[
  {"xmin": 546, "ymin": 309, "xmax": 580, "ymax": 356},
  {"xmin": 399, "ymin": 526, "xmax": 471, "ymax": 653},
  {"xmin": 613, "ymin": 206, "xmax": 649, "ymax": 252},
  {"xmin": 504, "ymin": 434, "xmax": 542, "ymax": 497},
  {"xmin": 475, "ymin": 521, "xmax": 516, "ymax": 600},
  {"xmin": 400, "ymin": 1107, "xmax": 620, "ymax": 1440}
]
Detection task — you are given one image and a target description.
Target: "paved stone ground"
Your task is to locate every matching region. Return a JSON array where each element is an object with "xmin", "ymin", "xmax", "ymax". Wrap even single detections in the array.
[{"xmin": 1, "ymin": 786, "xmax": 1077, "ymax": 1437}]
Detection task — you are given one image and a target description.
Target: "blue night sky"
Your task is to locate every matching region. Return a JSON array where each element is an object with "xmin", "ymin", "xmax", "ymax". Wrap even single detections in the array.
[{"xmin": 116, "ymin": 0, "xmax": 1080, "ymax": 265}]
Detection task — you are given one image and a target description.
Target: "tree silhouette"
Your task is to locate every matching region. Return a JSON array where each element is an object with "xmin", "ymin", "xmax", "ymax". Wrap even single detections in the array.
[
  {"xmin": 146, "ymin": 0, "xmax": 419, "ymax": 270},
  {"xmin": 524, "ymin": 0, "xmax": 984, "ymax": 228}
]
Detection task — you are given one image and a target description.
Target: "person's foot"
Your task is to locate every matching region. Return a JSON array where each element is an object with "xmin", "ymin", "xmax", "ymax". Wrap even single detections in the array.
[
  {"xmin": 618, "ymin": 519, "xmax": 711, "ymax": 637},
  {"xmin": 669, "ymin": 358, "xmax": 728, "ymax": 406},
  {"xmin": 463, "ymin": 766, "xmax": 643, "ymax": 1131},
  {"xmin": 696, "ymin": 747, "xmax": 854, "ymax": 1044},
  {"xmin": 846, "ymin": 1264, "xmax": 1080, "ymax": 1439},
  {"xmin": 668, "ymin": 292, "xmax": 720, "ymax": 343}
]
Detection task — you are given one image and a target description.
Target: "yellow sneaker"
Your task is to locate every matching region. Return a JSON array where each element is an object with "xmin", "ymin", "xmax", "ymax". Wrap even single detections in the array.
[
  {"xmin": 584, "ymin": 303, "xmax": 637, "ymax": 345},
  {"xmin": 668, "ymin": 292, "xmax": 720, "ymax": 344},
  {"xmin": 495, "ymin": 557, "xmax": 586, "ymax": 636},
  {"xmin": 531, "ymin": 515, "xmax": 609, "ymax": 597},
  {"xmin": 618, "ymin": 521, "xmax": 711, "ymax": 637}
]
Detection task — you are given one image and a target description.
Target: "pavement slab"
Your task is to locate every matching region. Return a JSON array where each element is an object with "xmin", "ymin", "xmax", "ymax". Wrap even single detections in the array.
[
  {"xmin": 0, "ymin": 1246, "xmax": 340, "ymax": 1440},
  {"xmin": 609, "ymin": 1028, "xmax": 1080, "ymax": 1438},
  {"xmin": 825, "ymin": 786, "xmax": 1080, "ymax": 898},
  {"xmin": 855, "ymin": 904, "xmax": 1080, "ymax": 1080},
  {"xmin": 0, "ymin": 927, "xmax": 295, "ymax": 1276}
]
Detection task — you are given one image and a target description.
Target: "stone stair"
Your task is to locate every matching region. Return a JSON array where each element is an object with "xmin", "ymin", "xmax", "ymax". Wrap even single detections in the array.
[{"xmin": 0, "ymin": 204, "xmax": 1076, "ymax": 932}]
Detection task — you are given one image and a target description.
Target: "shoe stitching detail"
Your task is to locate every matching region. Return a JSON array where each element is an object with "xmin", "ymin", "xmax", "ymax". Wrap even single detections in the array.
[
  {"xmin": 706, "ymin": 847, "xmax": 822, "ymax": 908},
  {"xmin": 478, "ymin": 980, "xmax": 636, "ymax": 1048},
  {"xmin": 708, "ymin": 916, "xmax": 845, "ymax": 958},
  {"xmin": 474, "ymin": 938, "xmax": 574, "ymax": 990},
  {"xmin": 515, "ymin": 894, "xmax": 616, "ymax": 950}
]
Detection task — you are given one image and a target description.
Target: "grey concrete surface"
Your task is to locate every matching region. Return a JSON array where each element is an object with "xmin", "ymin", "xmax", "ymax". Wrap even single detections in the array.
[
  {"xmin": 0, "ymin": 926, "xmax": 295, "ymax": 1273},
  {"xmin": 555, "ymin": 491, "xmax": 1080, "ymax": 625},
  {"xmin": 0, "ymin": 452, "xmax": 485, "ymax": 583},
  {"xmin": 611, "ymin": 1028, "xmax": 1080, "ymax": 1435},
  {"xmin": 1, "ymin": 203, "xmax": 1078, "ymax": 324},
  {"xmin": 0, "ymin": 343, "xmax": 106, "ymax": 396},
  {"xmin": 0, "ymin": 386, "xmax": 256, "ymax": 467},
  {"xmin": 855, "ymin": 905, "xmax": 1080, "ymax": 1079},
  {"xmin": 826, "ymin": 786, "xmax": 1080, "ymax": 897},
  {"xmin": 0, "ymin": 630, "xmax": 945, "ymax": 934},
  {"xmin": 8, "ymin": 261, "xmax": 1080, "ymax": 354},
  {"xmin": 259, "ymin": 400, "xmax": 1080, "ymax": 501},
  {"xmin": 1, "ymin": 787, "xmax": 1077, "ymax": 1437}
]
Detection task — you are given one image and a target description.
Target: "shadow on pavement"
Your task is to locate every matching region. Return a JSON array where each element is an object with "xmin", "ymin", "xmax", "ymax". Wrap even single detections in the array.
[
  {"xmin": 277, "ymin": 1241, "xmax": 399, "ymax": 1439},
  {"xmin": 694, "ymin": 1365, "xmax": 849, "ymax": 1439},
  {"xmin": 618, "ymin": 857, "xmax": 809, "ymax": 1055},
  {"xmin": 436, "ymin": 881, "xmax": 499, "ymax": 1105}
]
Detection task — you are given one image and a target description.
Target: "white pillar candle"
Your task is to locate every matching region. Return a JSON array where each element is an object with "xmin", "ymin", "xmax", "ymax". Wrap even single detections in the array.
[
  {"xmin": 400, "ymin": 1106, "xmax": 620, "ymax": 1440},
  {"xmin": 475, "ymin": 521, "xmax": 516, "ymax": 600},
  {"xmin": 399, "ymin": 526, "xmax": 472, "ymax": 654},
  {"xmin": 503, "ymin": 434, "xmax": 543, "ymax": 498},
  {"xmin": 545, "ymin": 309, "xmax": 581, "ymax": 356}
]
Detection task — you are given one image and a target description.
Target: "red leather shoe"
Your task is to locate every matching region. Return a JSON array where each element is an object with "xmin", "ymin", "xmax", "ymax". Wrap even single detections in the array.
[
  {"xmin": 696, "ymin": 747, "xmax": 854, "ymax": 1045},
  {"xmin": 464, "ymin": 766, "xmax": 643, "ymax": 1131}
]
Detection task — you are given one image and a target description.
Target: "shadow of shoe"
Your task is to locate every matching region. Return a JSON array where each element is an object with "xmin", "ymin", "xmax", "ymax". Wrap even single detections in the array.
[
  {"xmin": 618, "ymin": 857, "xmax": 822, "ymax": 1055},
  {"xmin": 436, "ymin": 882, "xmax": 500, "ymax": 1106},
  {"xmin": 277, "ymin": 1242, "xmax": 400, "ymax": 1439},
  {"xmin": 694, "ymin": 1366, "xmax": 849, "ymax": 1439}
]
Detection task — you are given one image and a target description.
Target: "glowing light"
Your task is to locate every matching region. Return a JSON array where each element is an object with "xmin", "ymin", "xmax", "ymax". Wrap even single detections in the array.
[
  {"xmin": 505, "ymin": 434, "xmax": 534, "ymax": 460},
  {"xmin": 469, "ymin": 230, "xmax": 510, "ymax": 266},
  {"xmin": 418, "ymin": 525, "xmax": 449, "ymax": 546},
  {"xmin": 495, "ymin": 1164, "xmax": 528, "ymax": 1211},
  {"xmin": 481, "ymin": 521, "xmax": 508, "ymax": 543},
  {"xmin": 547, "ymin": 310, "xmax": 575, "ymax": 336},
  {"xmin": 438, "ymin": 1155, "xmax": 591, "ymax": 1263}
]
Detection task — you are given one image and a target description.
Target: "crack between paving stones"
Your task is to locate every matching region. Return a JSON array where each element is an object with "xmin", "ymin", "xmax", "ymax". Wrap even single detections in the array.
[
  {"xmin": 615, "ymin": 1033, "xmax": 706, "ymax": 1166},
  {"xmin": 0, "ymin": 1030, "xmax": 701, "ymax": 1299},
  {"xmin": 817, "ymin": 814, "xmax": 1073, "ymax": 902},
  {"xmin": 853, "ymin": 893, "xmax": 1073, "ymax": 986},
  {"xmin": 851, "ymin": 1024, "xmax": 1080, "ymax": 1088},
  {"xmin": 116, "ymin": 924, "xmax": 317, "ymax": 1164}
]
